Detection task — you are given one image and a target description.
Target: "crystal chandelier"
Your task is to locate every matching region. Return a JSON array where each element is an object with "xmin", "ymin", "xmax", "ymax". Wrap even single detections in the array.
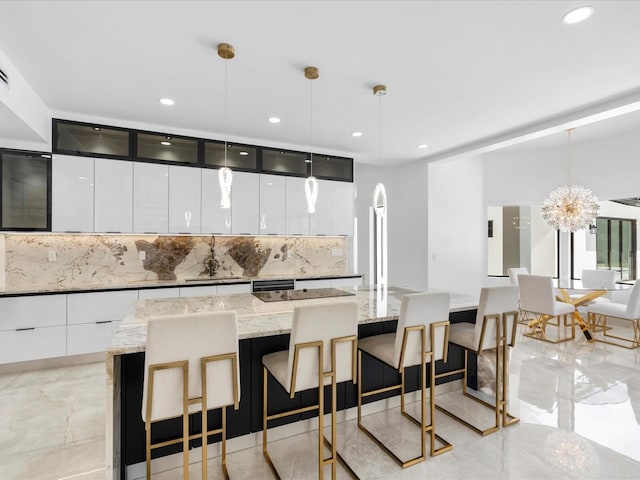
[
  {"xmin": 542, "ymin": 129, "xmax": 600, "ymax": 232},
  {"xmin": 217, "ymin": 43, "xmax": 234, "ymax": 209},
  {"xmin": 304, "ymin": 66, "xmax": 319, "ymax": 214}
]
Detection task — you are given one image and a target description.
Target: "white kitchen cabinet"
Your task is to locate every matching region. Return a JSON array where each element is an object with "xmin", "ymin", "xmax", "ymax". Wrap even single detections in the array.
[
  {"xmin": 169, "ymin": 165, "xmax": 202, "ymax": 233},
  {"xmin": 133, "ymin": 162, "xmax": 169, "ymax": 233},
  {"xmin": 94, "ymin": 158, "xmax": 133, "ymax": 232},
  {"xmin": 67, "ymin": 321, "xmax": 120, "ymax": 356},
  {"xmin": 259, "ymin": 174, "xmax": 286, "ymax": 234},
  {"xmin": 331, "ymin": 181, "xmax": 354, "ymax": 236},
  {"xmin": 217, "ymin": 283, "xmax": 251, "ymax": 295},
  {"xmin": 179, "ymin": 285, "xmax": 218, "ymax": 297},
  {"xmin": 67, "ymin": 290, "xmax": 138, "ymax": 325},
  {"xmin": 52, "ymin": 154, "xmax": 94, "ymax": 232},
  {"xmin": 295, "ymin": 279, "xmax": 332, "ymax": 290},
  {"xmin": 285, "ymin": 176, "xmax": 309, "ymax": 235},
  {"xmin": 201, "ymin": 168, "xmax": 232, "ymax": 234},
  {"xmin": 138, "ymin": 287, "xmax": 181, "ymax": 299},
  {"xmin": 331, "ymin": 276, "xmax": 362, "ymax": 289},
  {"xmin": 0, "ymin": 294, "xmax": 67, "ymax": 364},
  {"xmin": 231, "ymin": 171, "xmax": 259, "ymax": 235},
  {"xmin": 309, "ymin": 179, "xmax": 332, "ymax": 235},
  {"xmin": 0, "ymin": 326, "xmax": 67, "ymax": 364}
]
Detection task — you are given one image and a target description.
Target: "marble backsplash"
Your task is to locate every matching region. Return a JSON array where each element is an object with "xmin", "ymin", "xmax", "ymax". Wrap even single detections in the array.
[{"xmin": 2, "ymin": 234, "xmax": 347, "ymax": 291}]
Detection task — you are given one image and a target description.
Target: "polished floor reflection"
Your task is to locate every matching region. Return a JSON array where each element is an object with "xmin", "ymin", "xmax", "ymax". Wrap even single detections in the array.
[{"xmin": 1, "ymin": 326, "xmax": 639, "ymax": 479}]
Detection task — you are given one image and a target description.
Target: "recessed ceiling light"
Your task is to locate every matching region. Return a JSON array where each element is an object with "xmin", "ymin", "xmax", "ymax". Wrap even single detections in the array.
[
  {"xmin": 562, "ymin": 6, "xmax": 594, "ymax": 24},
  {"xmin": 418, "ymin": 144, "xmax": 429, "ymax": 149},
  {"xmin": 351, "ymin": 131, "xmax": 363, "ymax": 137},
  {"xmin": 93, "ymin": 127, "xmax": 101, "ymax": 131},
  {"xmin": 161, "ymin": 141, "xmax": 171, "ymax": 146},
  {"xmin": 159, "ymin": 98, "xmax": 175, "ymax": 106},
  {"xmin": 77, "ymin": 176, "xmax": 88, "ymax": 180},
  {"xmin": 239, "ymin": 151, "xmax": 249, "ymax": 156},
  {"xmin": 268, "ymin": 117, "xmax": 281, "ymax": 124}
]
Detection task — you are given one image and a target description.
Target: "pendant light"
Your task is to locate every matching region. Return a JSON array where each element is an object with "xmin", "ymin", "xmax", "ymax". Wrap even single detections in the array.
[
  {"xmin": 542, "ymin": 129, "xmax": 600, "ymax": 232},
  {"xmin": 217, "ymin": 42, "xmax": 234, "ymax": 209},
  {"xmin": 372, "ymin": 84, "xmax": 388, "ymax": 216},
  {"xmin": 304, "ymin": 66, "xmax": 319, "ymax": 214}
]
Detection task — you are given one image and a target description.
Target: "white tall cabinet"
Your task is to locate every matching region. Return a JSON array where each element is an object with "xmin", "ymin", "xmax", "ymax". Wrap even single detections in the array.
[
  {"xmin": 331, "ymin": 181, "xmax": 354, "ymax": 236},
  {"xmin": 133, "ymin": 162, "xmax": 169, "ymax": 233},
  {"xmin": 168, "ymin": 165, "xmax": 201, "ymax": 233},
  {"xmin": 259, "ymin": 174, "xmax": 286, "ymax": 234},
  {"xmin": 94, "ymin": 158, "xmax": 133, "ymax": 232},
  {"xmin": 52, "ymin": 154, "xmax": 94, "ymax": 232},
  {"xmin": 201, "ymin": 168, "xmax": 232, "ymax": 234},
  {"xmin": 231, "ymin": 171, "xmax": 259, "ymax": 234},
  {"xmin": 285, "ymin": 176, "xmax": 309, "ymax": 235}
]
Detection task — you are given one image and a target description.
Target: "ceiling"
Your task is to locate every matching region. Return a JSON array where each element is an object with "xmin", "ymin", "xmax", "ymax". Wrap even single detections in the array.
[{"xmin": 1, "ymin": 0, "xmax": 640, "ymax": 166}]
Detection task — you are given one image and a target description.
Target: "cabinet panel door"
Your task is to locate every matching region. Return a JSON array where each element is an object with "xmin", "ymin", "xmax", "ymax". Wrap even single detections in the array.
[
  {"xmin": 0, "ymin": 326, "xmax": 66, "ymax": 363},
  {"xmin": 259, "ymin": 174, "xmax": 286, "ymax": 234},
  {"xmin": 231, "ymin": 171, "xmax": 259, "ymax": 235},
  {"xmin": 52, "ymin": 154, "xmax": 94, "ymax": 232},
  {"xmin": 217, "ymin": 283, "xmax": 251, "ymax": 295},
  {"xmin": 0, "ymin": 294, "xmax": 67, "ymax": 331},
  {"xmin": 67, "ymin": 290, "xmax": 138, "ymax": 325},
  {"xmin": 295, "ymin": 279, "xmax": 332, "ymax": 290},
  {"xmin": 309, "ymin": 179, "xmax": 332, "ymax": 235},
  {"xmin": 169, "ymin": 165, "xmax": 202, "ymax": 233},
  {"xmin": 67, "ymin": 321, "xmax": 120, "ymax": 355},
  {"xmin": 179, "ymin": 285, "xmax": 218, "ymax": 297},
  {"xmin": 94, "ymin": 158, "xmax": 133, "ymax": 232},
  {"xmin": 201, "ymin": 168, "xmax": 232, "ymax": 234},
  {"xmin": 331, "ymin": 276, "xmax": 362, "ymax": 289},
  {"xmin": 285, "ymin": 176, "xmax": 309, "ymax": 235},
  {"xmin": 331, "ymin": 182, "xmax": 354, "ymax": 236},
  {"xmin": 133, "ymin": 162, "xmax": 168, "ymax": 233},
  {"xmin": 138, "ymin": 287, "xmax": 181, "ymax": 299}
]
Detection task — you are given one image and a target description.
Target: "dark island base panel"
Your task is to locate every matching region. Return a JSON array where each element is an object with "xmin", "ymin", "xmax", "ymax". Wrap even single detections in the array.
[{"xmin": 121, "ymin": 310, "xmax": 477, "ymax": 473}]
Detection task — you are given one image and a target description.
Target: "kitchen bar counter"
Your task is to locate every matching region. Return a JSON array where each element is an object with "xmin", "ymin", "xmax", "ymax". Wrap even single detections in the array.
[{"xmin": 106, "ymin": 286, "xmax": 479, "ymax": 479}]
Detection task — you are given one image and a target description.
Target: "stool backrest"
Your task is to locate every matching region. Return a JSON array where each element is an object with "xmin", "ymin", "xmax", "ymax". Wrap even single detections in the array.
[
  {"xmin": 508, "ymin": 267, "xmax": 528, "ymax": 286},
  {"xmin": 475, "ymin": 286, "xmax": 520, "ymax": 350},
  {"xmin": 393, "ymin": 291, "xmax": 450, "ymax": 369},
  {"xmin": 286, "ymin": 301, "xmax": 358, "ymax": 393},
  {"xmin": 518, "ymin": 274, "xmax": 556, "ymax": 315},
  {"xmin": 626, "ymin": 282, "xmax": 640, "ymax": 318},
  {"xmin": 581, "ymin": 269, "xmax": 616, "ymax": 289},
  {"xmin": 142, "ymin": 311, "xmax": 239, "ymax": 422}
]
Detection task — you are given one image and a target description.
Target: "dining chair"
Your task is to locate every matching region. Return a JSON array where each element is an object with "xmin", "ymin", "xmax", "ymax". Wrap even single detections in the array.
[
  {"xmin": 435, "ymin": 286, "xmax": 520, "ymax": 435},
  {"xmin": 518, "ymin": 274, "xmax": 576, "ymax": 343},
  {"xmin": 587, "ymin": 281, "xmax": 640, "ymax": 349},
  {"xmin": 142, "ymin": 311, "xmax": 240, "ymax": 480},
  {"xmin": 507, "ymin": 267, "xmax": 528, "ymax": 286},
  {"xmin": 357, "ymin": 291, "xmax": 452, "ymax": 468},
  {"xmin": 262, "ymin": 301, "xmax": 358, "ymax": 480}
]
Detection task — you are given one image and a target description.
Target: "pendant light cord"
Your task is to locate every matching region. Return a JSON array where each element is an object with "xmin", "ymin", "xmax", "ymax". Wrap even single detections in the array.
[
  {"xmin": 309, "ymin": 78, "xmax": 313, "ymax": 176},
  {"xmin": 224, "ymin": 58, "xmax": 228, "ymax": 168},
  {"xmin": 567, "ymin": 128, "xmax": 573, "ymax": 186},
  {"xmin": 378, "ymin": 93, "xmax": 382, "ymax": 164}
]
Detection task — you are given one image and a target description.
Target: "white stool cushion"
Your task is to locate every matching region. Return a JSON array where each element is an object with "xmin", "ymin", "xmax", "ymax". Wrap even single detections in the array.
[
  {"xmin": 358, "ymin": 333, "xmax": 396, "ymax": 367},
  {"xmin": 262, "ymin": 350, "xmax": 292, "ymax": 391},
  {"xmin": 587, "ymin": 302, "xmax": 631, "ymax": 319},
  {"xmin": 448, "ymin": 323, "xmax": 476, "ymax": 351}
]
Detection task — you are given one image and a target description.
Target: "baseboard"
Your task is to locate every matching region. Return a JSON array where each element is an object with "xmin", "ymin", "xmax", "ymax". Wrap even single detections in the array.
[{"xmin": 126, "ymin": 379, "xmax": 463, "ymax": 480}]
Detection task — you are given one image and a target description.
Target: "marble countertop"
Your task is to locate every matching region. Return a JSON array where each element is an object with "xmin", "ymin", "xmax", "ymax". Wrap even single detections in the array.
[
  {"xmin": 107, "ymin": 286, "xmax": 479, "ymax": 359},
  {"xmin": 0, "ymin": 273, "xmax": 364, "ymax": 297}
]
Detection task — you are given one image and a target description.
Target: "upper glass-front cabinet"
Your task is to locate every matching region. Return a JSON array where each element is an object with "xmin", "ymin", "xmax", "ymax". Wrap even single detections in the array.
[
  {"xmin": 204, "ymin": 141, "xmax": 257, "ymax": 170},
  {"xmin": 137, "ymin": 133, "xmax": 198, "ymax": 164},
  {"xmin": 262, "ymin": 149, "xmax": 308, "ymax": 176},
  {"xmin": 310, "ymin": 155, "xmax": 353, "ymax": 182},
  {"xmin": 55, "ymin": 121, "xmax": 130, "ymax": 158},
  {"xmin": 1, "ymin": 150, "xmax": 51, "ymax": 230}
]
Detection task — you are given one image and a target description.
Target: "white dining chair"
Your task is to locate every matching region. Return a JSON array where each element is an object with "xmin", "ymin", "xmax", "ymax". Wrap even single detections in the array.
[
  {"xmin": 142, "ymin": 311, "xmax": 240, "ymax": 480},
  {"xmin": 262, "ymin": 301, "xmax": 358, "ymax": 480},
  {"xmin": 587, "ymin": 282, "xmax": 640, "ymax": 349},
  {"xmin": 357, "ymin": 291, "xmax": 452, "ymax": 468},
  {"xmin": 435, "ymin": 286, "xmax": 520, "ymax": 435},
  {"xmin": 507, "ymin": 267, "xmax": 528, "ymax": 286},
  {"xmin": 518, "ymin": 274, "xmax": 576, "ymax": 343}
]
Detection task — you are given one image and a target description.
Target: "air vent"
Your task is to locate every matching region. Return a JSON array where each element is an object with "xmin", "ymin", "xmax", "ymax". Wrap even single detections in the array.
[{"xmin": 0, "ymin": 66, "xmax": 7, "ymax": 86}]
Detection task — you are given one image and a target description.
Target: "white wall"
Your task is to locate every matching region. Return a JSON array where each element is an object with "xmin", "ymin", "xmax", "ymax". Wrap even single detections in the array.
[{"xmin": 428, "ymin": 155, "xmax": 484, "ymax": 295}]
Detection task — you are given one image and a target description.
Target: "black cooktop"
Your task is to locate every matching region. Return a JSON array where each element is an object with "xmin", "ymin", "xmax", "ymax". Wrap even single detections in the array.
[{"xmin": 252, "ymin": 287, "xmax": 355, "ymax": 302}]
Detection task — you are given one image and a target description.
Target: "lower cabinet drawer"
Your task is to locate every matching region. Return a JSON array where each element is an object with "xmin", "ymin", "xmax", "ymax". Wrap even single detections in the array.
[
  {"xmin": 67, "ymin": 321, "xmax": 120, "ymax": 356},
  {"xmin": 0, "ymin": 326, "xmax": 67, "ymax": 364}
]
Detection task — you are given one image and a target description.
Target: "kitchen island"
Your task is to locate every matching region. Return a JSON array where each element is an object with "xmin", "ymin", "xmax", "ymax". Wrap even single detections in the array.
[{"xmin": 106, "ymin": 285, "xmax": 479, "ymax": 479}]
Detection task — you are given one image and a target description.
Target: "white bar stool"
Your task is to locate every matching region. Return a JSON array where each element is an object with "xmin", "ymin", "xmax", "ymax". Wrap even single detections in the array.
[
  {"xmin": 357, "ymin": 291, "xmax": 452, "ymax": 468},
  {"xmin": 142, "ymin": 311, "xmax": 240, "ymax": 480},
  {"xmin": 262, "ymin": 300, "xmax": 358, "ymax": 480},
  {"xmin": 435, "ymin": 286, "xmax": 520, "ymax": 435}
]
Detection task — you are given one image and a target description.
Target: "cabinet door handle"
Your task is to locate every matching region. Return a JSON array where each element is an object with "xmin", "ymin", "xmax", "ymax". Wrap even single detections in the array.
[
  {"xmin": 95, "ymin": 320, "xmax": 112, "ymax": 325},
  {"xmin": 16, "ymin": 327, "xmax": 35, "ymax": 331}
]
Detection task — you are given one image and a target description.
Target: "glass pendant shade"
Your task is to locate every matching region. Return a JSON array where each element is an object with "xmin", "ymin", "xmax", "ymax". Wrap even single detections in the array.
[
  {"xmin": 373, "ymin": 182, "xmax": 387, "ymax": 215},
  {"xmin": 305, "ymin": 175, "xmax": 318, "ymax": 214},
  {"xmin": 542, "ymin": 185, "xmax": 599, "ymax": 232},
  {"xmin": 218, "ymin": 166, "xmax": 233, "ymax": 209}
]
